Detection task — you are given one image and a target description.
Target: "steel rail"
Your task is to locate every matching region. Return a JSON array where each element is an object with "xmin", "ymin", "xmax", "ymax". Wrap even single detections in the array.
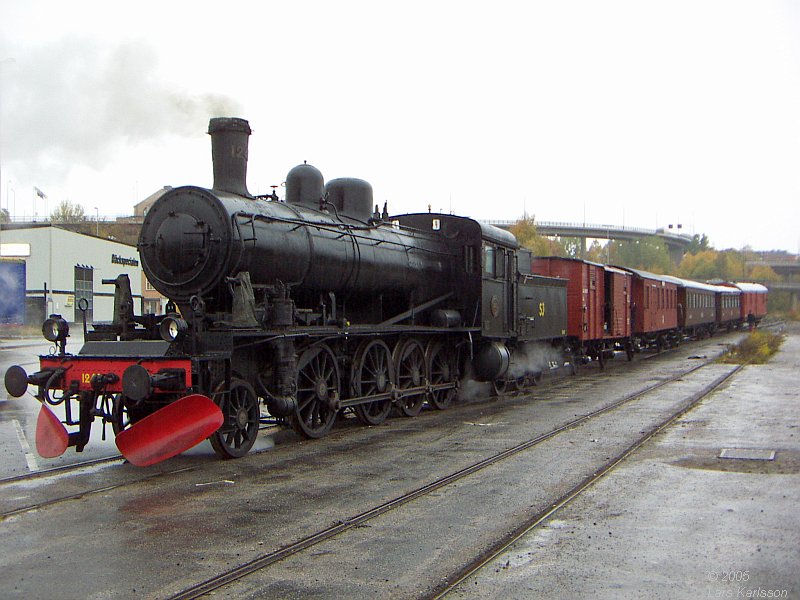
[
  {"xmin": 0, "ymin": 424, "xmax": 280, "ymax": 517},
  {"xmin": 0, "ymin": 466, "xmax": 199, "ymax": 519},
  {"xmin": 0, "ymin": 454, "xmax": 124, "ymax": 486}
]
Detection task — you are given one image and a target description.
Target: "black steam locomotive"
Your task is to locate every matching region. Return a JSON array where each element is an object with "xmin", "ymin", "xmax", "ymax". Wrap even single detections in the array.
[{"xmin": 5, "ymin": 117, "xmax": 567, "ymax": 465}]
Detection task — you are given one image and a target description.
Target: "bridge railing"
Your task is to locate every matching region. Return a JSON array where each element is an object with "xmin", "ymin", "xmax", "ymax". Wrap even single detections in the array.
[{"xmin": 480, "ymin": 219, "xmax": 692, "ymax": 241}]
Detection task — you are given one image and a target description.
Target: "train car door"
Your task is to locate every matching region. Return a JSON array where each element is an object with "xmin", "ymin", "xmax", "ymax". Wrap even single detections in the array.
[{"xmin": 481, "ymin": 243, "xmax": 512, "ymax": 337}]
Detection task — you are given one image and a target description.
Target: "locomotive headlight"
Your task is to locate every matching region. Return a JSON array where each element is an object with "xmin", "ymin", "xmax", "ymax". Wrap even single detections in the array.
[
  {"xmin": 159, "ymin": 315, "xmax": 188, "ymax": 342},
  {"xmin": 42, "ymin": 315, "xmax": 69, "ymax": 342}
]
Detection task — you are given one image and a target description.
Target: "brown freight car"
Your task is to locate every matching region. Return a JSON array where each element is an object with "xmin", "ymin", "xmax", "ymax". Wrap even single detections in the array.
[
  {"xmin": 729, "ymin": 282, "xmax": 768, "ymax": 328},
  {"xmin": 531, "ymin": 257, "xmax": 633, "ymax": 367}
]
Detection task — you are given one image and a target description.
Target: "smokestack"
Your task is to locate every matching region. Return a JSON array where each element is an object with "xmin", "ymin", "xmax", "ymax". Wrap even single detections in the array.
[{"xmin": 208, "ymin": 117, "xmax": 251, "ymax": 196}]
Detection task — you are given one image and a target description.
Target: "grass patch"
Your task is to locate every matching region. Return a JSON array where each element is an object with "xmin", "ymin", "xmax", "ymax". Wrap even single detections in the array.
[{"xmin": 722, "ymin": 330, "xmax": 785, "ymax": 364}]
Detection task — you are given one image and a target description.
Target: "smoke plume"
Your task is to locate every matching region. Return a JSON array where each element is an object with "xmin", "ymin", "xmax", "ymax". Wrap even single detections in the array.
[{"xmin": 0, "ymin": 37, "xmax": 242, "ymax": 181}]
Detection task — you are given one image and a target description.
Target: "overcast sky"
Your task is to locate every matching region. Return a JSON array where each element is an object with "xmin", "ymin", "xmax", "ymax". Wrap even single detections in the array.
[{"xmin": 1, "ymin": 1, "xmax": 798, "ymax": 252}]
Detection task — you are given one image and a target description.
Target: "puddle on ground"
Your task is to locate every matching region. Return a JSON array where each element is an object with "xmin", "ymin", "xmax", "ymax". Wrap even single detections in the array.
[{"xmin": 671, "ymin": 450, "xmax": 800, "ymax": 474}]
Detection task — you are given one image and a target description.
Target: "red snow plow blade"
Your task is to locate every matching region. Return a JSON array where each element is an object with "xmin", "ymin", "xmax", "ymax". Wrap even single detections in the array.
[
  {"xmin": 115, "ymin": 394, "xmax": 223, "ymax": 467},
  {"xmin": 36, "ymin": 403, "xmax": 70, "ymax": 458}
]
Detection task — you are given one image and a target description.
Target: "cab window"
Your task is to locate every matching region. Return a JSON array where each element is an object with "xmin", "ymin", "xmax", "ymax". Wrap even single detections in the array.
[{"xmin": 484, "ymin": 246, "xmax": 495, "ymax": 277}]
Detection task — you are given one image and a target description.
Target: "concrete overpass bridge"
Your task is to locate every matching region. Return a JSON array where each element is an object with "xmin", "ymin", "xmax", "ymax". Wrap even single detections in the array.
[
  {"xmin": 746, "ymin": 261, "xmax": 800, "ymax": 277},
  {"xmin": 757, "ymin": 280, "xmax": 800, "ymax": 311},
  {"xmin": 482, "ymin": 219, "xmax": 694, "ymax": 264}
]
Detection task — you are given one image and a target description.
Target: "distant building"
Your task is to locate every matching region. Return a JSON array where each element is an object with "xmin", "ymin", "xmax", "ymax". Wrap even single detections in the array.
[
  {"xmin": 0, "ymin": 225, "xmax": 167, "ymax": 325},
  {"xmin": 133, "ymin": 186, "xmax": 172, "ymax": 221}
]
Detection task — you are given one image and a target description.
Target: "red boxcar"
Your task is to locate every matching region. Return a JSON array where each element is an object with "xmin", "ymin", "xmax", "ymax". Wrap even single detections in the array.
[
  {"xmin": 734, "ymin": 282, "xmax": 768, "ymax": 325},
  {"xmin": 622, "ymin": 267, "xmax": 679, "ymax": 348},
  {"xmin": 532, "ymin": 257, "xmax": 632, "ymax": 365}
]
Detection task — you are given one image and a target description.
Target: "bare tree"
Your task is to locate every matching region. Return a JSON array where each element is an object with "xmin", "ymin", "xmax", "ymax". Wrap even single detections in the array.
[{"xmin": 50, "ymin": 200, "xmax": 86, "ymax": 223}]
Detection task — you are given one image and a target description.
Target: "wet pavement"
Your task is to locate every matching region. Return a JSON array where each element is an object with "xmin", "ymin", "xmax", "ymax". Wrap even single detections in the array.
[
  {"xmin": 453, "ymin": 325, "xmax": 799, "ymax": 599},
  {"xmin": 0, "ymin": 328, "xmax": 795, "ymax": 599}
]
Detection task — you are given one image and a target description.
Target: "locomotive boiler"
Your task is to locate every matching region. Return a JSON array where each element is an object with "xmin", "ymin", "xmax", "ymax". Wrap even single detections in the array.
[
  {"xmin": 4, "ymin": 117, "xmax": 568, "ymax": 466},
  {"xmin": 140, "ymin": 118, "xmax": 455, "ymax": 320}
]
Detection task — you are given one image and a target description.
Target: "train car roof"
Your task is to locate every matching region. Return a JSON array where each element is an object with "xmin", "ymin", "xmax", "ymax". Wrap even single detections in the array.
[
  {"xmin": 733, "ymin": 282, "xmax": 769, "ymax": 293},
  {"xmin": 661, "ymin": 275, "xmax": 732, "ymax": 294},
  {"xmin": 478, "ymin": 221, "xmax": 519, "ymax": 248},
  {"xmin": 533, "ymin": 256, "xmax": 629, "ymax": 275},
  {"xmin": 391, "ymin": 213, "xmax": 519, "ymax": 248},
  {"xmin": 614, "ymin": 266, "xmax": 677, "ymax": 284},
  {"xmin": 535, "ymin": 255, "xmax": 599, "ymax": 266}
]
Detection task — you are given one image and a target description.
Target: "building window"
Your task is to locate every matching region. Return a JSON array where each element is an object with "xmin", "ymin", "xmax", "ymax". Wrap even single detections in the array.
[
  {"xmin": 74, "ymin": 265, "xmax": 94, "ymax": 322},
  {"xmin": 145, "ymin": 278, "xmax": 156, "ymax": 291},
  {"xmin": 143, "ymin": 299, "xmax": 161, "ymax": 315}
]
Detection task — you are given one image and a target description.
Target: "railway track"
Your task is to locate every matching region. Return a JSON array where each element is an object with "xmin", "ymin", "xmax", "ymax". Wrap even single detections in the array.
[
  {"xmin": 429, "ymin": 363, "xmax": 745, "ymax": 599},
  {"xmin": 0, "ymin": 331, "xmax": 752, "ymax": 598},
  {"xmin": 0, "ymin": 335, "xmax": 711, "ymax": 522},
  {"xmin": 0, "ymin": 420, "xmax": 282, "ymax": 488},
  {"xmin": 166, "ymin": 353, "xmax": 742, "ymax": 600},
  {"xmin": 0, "ymin": 422, "xmax": 283, "ymax": 519},
  {"xmin": 0, "ymin": 454, "xmax": 124, "ymax": 486}
]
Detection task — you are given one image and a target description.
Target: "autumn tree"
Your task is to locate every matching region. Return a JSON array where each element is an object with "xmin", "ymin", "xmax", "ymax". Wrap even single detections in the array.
[
  {"xmin": 688, "ymin": 233, "xmax": 711, "ymax": 254},
  {"xmin": 585, "ymin": 240, "xmax": 606, "ymax": 263},
  {"xmin": 715, "ymin": 250, "xmax": 745, "ymax": 281},
  {"xmin": 509, "ymin": 217, "xmax": 557, "ymax": 256},
  {"xmin": 551, "ymin": 237, "xmax": 585, "ymax": 258},
  {"xmin": 678, "ymin": 249, "xmax": 746, "ymax": 281},
  {"xmin": 748, "ymin": 264, "xmax": 779, "ymax": 281},
  {"xmin": 678, "ymin": 250, "xmax": 719, "ymax": 280},
  {"xmin": 607, "ymin": 237, "xmax": 673, "ymax": 274}
]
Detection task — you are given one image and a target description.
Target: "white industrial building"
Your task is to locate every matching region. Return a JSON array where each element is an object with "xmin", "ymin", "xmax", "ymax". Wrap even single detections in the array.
[{"xmin": 0, "ymin": 225, "xmax": 157, "ymax": 325}]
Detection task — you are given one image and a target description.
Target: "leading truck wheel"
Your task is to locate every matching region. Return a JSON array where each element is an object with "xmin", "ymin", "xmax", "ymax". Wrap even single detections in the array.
[
  {"xmin": 111, "ymin": 394, "xmax": 150, "ymax": 435},
  {"xmin": 291, "ymin": 345, "xmax": 340, "ymax": 439},
  {"xmin": 210, "ymin": 378, "xmax": 260, "ymax": 459}
]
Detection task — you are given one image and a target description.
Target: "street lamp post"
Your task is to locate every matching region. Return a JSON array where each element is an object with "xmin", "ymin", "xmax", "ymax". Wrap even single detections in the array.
[
  {"xmin": 6, "ymin": 180, "xmax": 13, "ymax": 220},
  {"xmin": 0, "ymin": 58, "xmax": 17, "ymax": 232},
  {"xmin": 94, "ymin": 207, "xmax": 99, "ymax": 236}
]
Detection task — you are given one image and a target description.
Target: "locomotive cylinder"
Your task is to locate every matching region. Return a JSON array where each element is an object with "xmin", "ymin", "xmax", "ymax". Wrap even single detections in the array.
[{"xmin": 472, "ymin": 342, "xmax": 511, "ymax": 381}]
